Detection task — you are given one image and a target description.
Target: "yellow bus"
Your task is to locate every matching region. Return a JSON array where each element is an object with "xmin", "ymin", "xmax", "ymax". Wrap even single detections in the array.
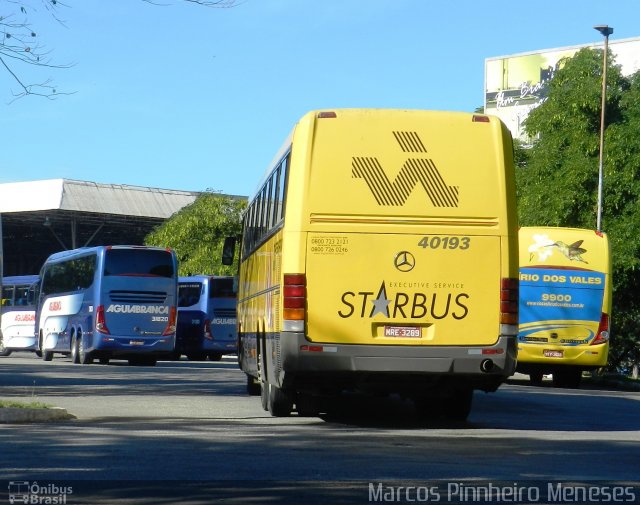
[
  {"xmin": 518, "ymin": 227, "xmax": 612, "ymax": 387},
  {"xmin": 223, "ymin": 109, "xmax": 519, "ymax": 420}
]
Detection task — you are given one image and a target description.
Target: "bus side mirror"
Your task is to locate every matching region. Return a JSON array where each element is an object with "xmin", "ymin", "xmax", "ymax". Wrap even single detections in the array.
[{"xmin": 222, "ymin": 237, "xmax": 236, "ymax": 266}]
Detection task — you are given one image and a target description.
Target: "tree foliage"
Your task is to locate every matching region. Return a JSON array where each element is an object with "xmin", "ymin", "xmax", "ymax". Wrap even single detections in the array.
[
  {"xmin": 144, "ymin": 192, "xmax": 246, "ymax": 276},
  {"xmin": 517, "ymin": 48, "xmax": 640, "ymax": 370}
]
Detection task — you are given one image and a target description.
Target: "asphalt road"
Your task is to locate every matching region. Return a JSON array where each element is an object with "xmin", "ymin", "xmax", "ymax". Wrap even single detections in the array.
[{"xmin": 1, "ymin": 354, "xmax": 639, "ymax": 504}]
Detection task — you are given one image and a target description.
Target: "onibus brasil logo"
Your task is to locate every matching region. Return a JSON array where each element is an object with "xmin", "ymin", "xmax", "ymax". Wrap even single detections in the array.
[{"xmin": 8, "ymin": 481, "xmax": 73, "ymax": 504}]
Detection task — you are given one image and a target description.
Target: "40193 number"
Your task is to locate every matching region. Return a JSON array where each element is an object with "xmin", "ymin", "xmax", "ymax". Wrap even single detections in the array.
[{"xmin": 417, "ymin": 236, "xmax": 470, "ymax": 250}]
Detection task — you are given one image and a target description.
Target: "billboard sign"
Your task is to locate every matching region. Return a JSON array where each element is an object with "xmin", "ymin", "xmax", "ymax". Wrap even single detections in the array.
[{"xmin": 485, "ymin": 37, "xmax": 640, "ymax": 140}]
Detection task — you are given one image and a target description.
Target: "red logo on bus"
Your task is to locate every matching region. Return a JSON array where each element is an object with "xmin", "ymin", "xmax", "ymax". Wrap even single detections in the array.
[{"xmin": 49, "ymin": 301, "xmax": 62, "ymax": 311}]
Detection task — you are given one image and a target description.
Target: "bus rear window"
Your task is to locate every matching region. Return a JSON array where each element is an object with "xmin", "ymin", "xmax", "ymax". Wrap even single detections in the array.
[
  {"xmin": 104, "ymin": 249, "xmax": 175, "ymax": 278},
  {"xmin": 178, "ymin": 283, "xmax": 203, "ymax": 307},
  {"xmin": 210, "ymin": 278, "xmax": 237, "ymax": 298}
]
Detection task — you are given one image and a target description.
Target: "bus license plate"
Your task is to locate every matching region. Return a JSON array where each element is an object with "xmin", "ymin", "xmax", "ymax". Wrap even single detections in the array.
[
  {"xmin": 129, "ymin": 340, "xmax": 145, "ymax": 346},
  {"xmin": 384, "ymin": 326, "xmax": 422, "ymax": 338},
  {"xmin": 543, "ymin": 349, "xmax": 563, "ymax": 358}
]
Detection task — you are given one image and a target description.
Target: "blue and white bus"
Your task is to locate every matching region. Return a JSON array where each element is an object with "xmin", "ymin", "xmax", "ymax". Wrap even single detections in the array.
[
  {"xmin": 1, "ymin": 275, "xmax": 39, "ymax": 356},
  {"xmin": 176, "ymin": 275, "xmax": 238, "ymax": 361},
  {"xmin": 35, "ymin": 246, "xmax": 178, "ymax": 366}
]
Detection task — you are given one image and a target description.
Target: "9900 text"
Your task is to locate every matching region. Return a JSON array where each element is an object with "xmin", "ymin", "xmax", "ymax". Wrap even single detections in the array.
[{"xmin": 417, "ymin": 236, "xmax": 470, "ymax": 250}]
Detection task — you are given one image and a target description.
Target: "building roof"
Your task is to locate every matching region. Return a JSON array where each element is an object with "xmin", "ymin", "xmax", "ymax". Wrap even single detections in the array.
[
  {"xmin": 0, "ymin": 179, "xmax": 203, "ymax": 276},
  {"xmin": 0, "ymin": 179, "xmax": 198, "ymax": 218}
]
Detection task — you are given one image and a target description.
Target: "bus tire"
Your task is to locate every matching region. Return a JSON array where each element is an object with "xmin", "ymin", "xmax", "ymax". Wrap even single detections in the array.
[
  {"xmin": 70, "ymin": 335, "xmax": 80, "ymax": 364},
  {"xmin": 0, "ymin": 341, "xmax": 11, "ymax": 357},
  {"xmin": 40, "ymin": 335, "xmax": 53, "ymax": 362},
  {"xmin": 246, "ymin": 374, "xmax": 261, "ymax": 396},
  {"xmin": 78, "ymin": 336, "xmax": 93, "ymax": 365},
  {"xmin": 529, "ymin": 371, "xmax": 544, "ymax": 386},
  {"xmin": 99, "ymin": 358, "xmax": 110, "ymax": 365},
  {"xmin": 186, "ymin": 352, "xmax": 207, "ymax": 361},
  {"xmin": 442, "ymin": 389, "xmax": 473, "ymax": 422},
  {"xmin": 260, "ymin": 380, "xmax": 270, "ymax": 411},
  {"xmin": 128, "ymin": 357, "xmax": 157, "ymax": 366},
  {"xmin": 268, "ymin": 384, "xmax": 293, "ymax": 417},
  {"xmin": 553, "ymin": 369, "xmax": 582, "ymax": 388},
  {"xmin": 295, "ymin": 393, "xmax": 320, "ymax": 417}
]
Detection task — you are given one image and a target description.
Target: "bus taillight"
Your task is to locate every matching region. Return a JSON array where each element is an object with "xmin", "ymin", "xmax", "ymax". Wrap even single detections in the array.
[
  {"xmin": 162, "ymin": 306, "xmax": 177, "ymax": 336},
  {"xmin": 592, "ymin": 313, "xmax": 610, "ymax": 345},
  {"xmin": 283, "ymin": 274, "xmax": 306, "ymax": 322},
  {"xmin": 96, "ymin": 305, "xmax": 110, "ymax": 335},
  {"xmin": 204, "ymin": 319, "xmax": 213, "ymax": 341},
  {"xmin": 500, "ymin": 278, "xmax": 519, "ymax": 325}
]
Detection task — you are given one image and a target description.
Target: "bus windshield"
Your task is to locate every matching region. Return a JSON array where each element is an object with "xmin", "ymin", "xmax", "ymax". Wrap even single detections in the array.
[{"xmin": 104, "ymin": 249, "xmax": 175, "ymax": 278}]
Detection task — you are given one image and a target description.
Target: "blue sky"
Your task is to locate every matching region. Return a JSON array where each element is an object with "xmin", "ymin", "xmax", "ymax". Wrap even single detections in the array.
[{"xmin": 2, "ymin": 0, "xmax": 639, "ymax": 197}]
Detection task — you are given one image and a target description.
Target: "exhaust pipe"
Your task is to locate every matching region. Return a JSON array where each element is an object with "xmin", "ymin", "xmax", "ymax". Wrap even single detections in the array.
[{"xmin": 480, "ymin": 359, "xmax": 494, "ymax": 373}]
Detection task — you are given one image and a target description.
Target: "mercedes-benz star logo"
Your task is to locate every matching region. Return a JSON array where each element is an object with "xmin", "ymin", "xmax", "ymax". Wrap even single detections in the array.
[{"xmin": 394, "ymin": 251, "xmax": 416, "ymax": 272}]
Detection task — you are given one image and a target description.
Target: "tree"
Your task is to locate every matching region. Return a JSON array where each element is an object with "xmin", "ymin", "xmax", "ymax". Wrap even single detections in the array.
[
  {"xmin": 0, "ymin": 0, "xmax": 69, "ymax": 100},
  {"xmin": 144, "ymin": 191, "xmax": 246, "ymax": 276},
  {"xmin": 517, "ymin": 47, "xmax": 640, "ymax": 371},
  {"xmin": 1, "ymin": 0, "xmax": 241, "ymax": 100}
]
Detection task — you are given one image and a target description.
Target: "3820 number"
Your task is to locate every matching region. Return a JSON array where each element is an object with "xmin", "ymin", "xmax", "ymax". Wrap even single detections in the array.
[{"xmin": 417, "ymin": 236, "xmax": 470, "ymax": 250}]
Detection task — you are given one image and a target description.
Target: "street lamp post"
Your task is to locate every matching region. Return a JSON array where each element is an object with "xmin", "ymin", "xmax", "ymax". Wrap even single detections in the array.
[{"xmin": 594, "ymin": 24, "xmax": 613, "ymax": 232}]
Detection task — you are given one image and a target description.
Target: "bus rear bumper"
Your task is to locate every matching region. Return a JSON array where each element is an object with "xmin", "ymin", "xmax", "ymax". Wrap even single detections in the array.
[
  {"xmin": 278, "ymin": 333, "xmax": 517, "ymax": 392},
  {"xmin": 91, "ymin": 334, "xmax": 176, "ymax": 357},
  {"xmin": 2, "ymin": 335, "xmax": 37, "ymax": 351},
  {"xmin": 516, "ymin": 342, "xmax": 609, "ymax": 370}
]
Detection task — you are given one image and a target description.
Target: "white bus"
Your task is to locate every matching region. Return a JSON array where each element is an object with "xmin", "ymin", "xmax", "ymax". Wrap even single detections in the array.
[{"xmin": 0, "ymin": 275, "xmax": 39, "ymax": 356}]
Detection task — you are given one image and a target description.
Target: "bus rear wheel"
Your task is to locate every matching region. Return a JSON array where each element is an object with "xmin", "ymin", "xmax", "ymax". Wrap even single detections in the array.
[
  {"xmin": 40, "ymin": 335, "xmax": 53, "ymax": 362},
  {"xmin": 0, "ymin": 341, "xmax": 11, "ymax": 357},
  {"xmin": 267, "ymin": 383, "xmax": 293, "ymax": 417},
  {"xmin": 70, "ymin": 336, "xmax": 80, "ymax": 364},
  {"xmin": 128, "ymin": 357, "xmax": 157, "ymax": 366},
  {"xmin": 186, "ymin": 353, "xmax": 207, "ymax": 361},
  {"xmin": 529, "ymin": 371, "xmax": 544, "ymax": 386},
  {"xmin": 77, "ymin": 336, "xmax": 93, "ymax": 365},
  {"xmin": 552, "ymin": 368, "xmax": 582, "ymax": 388},
  {"xmin": 442, "ymin": 389, "xmax": 473, "ymax": 422}
]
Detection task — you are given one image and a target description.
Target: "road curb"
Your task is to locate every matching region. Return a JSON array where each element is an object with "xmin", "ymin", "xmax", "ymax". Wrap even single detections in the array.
[{"xmin": 0, "ymin": 407, "xmax": 76, "ymax": 424}]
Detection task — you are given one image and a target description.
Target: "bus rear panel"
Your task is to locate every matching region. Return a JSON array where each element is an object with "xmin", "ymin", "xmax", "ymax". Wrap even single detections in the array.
[
  {"xmin": 176, "ymin": 275, "xmax": 238, "ymax": 361},
  {"xmin": 518, "ymin": 227, "xmax": 611, "ymax": 387}
]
